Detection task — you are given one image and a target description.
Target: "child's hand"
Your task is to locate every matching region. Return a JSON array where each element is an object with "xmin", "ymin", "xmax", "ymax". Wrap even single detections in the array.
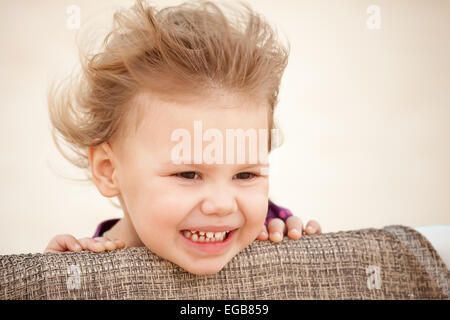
[
  {"xmin": 256, "ymin": 216, "xmax": 322, "ymax": 243},
  {"xmin": 44, "ymin": 234, "xmax": 126, "ymax": 253}
]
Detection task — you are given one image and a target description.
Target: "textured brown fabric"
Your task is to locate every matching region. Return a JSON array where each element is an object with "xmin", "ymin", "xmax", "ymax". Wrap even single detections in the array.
[{"xmin": 0, "ymin": 225, "xmax": 449, "ymax": 299}]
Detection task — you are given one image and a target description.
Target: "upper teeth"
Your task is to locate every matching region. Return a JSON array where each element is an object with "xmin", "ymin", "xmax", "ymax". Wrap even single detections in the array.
[
  {"xmin": 183, "ymin": 230, "xmax": 230, "ymax": 242},
  {"xmin": 193, "ymin": 231, "xmax": 227, "ymax": 238}
]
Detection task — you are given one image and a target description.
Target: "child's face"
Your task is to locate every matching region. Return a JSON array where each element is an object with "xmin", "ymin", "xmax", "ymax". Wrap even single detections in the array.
[{"xmin": 111, "ymin": 90, "xmax": 269, "ymax": 275}]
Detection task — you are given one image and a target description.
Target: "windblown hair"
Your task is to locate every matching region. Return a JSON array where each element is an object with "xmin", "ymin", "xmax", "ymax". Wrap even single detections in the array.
[{"xmin": 48, "ymin": 0, "xmax": 289, "ymax": 198}]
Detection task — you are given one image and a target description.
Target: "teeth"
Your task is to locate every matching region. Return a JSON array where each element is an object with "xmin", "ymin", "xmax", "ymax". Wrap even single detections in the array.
[{"xmin": 183, "ymin": 230, "xmax": 230, "ymax": 242}]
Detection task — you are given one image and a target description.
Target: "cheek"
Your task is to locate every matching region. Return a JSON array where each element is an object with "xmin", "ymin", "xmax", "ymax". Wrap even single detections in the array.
[
  {"xmin": 251, "ymin": 199, "xmax": 269, "ymax": 228},
  {"xmin": 239, "ymin": 188, "xmax": 269, "ymax": 240},
  {"xmin": 130, "ymin": 200, "xmax": 183, "ymax": 254},
  {"xmin": 247, "ymin": 180, "xmax": 269, "ymax": 220},
  {"xmin": 119, "ymin": 174, "xmax": 195, "ymax": 242},
  {"xmin": 126, "ymin": 185, "xmax": 186, "ymax": 233}
]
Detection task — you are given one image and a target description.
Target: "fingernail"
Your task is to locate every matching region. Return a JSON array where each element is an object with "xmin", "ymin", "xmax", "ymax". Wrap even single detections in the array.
[
  {"xmin": 307, "ymin": 226, "xmax": 314, "ymax": 233},
  {"xmin": 290, "ymin": 229, "xmax": 300, "ymax": 236},
  {"xmin": 261, "ymin": 231, "xmax": 267, "ymax": 237},
  {"xmin": 272, "ymin": 232, "xmax": 282, "ymax": 240},
  {"xmin": 73, "ymin": 244, "xmax": 82, "ymax": 251}
]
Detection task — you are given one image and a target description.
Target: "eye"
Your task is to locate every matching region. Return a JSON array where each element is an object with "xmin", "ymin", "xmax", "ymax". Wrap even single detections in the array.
[
  {"xmin": 233, "ymin": 172, "xmax": 258, "ymax": 180},
  {"xmin": 174, "ymin": 171, "xmax": 200, "ymax": 180}
]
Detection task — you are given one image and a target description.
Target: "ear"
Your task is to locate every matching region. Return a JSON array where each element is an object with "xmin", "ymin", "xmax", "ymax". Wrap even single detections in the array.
[{"xmin": 88, "ymin": 142, "xmax": 120, "ymax": 198}]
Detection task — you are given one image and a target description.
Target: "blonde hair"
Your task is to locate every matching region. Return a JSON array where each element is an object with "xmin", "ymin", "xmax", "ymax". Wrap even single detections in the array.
[{"xmin": 48, "ymin": 0, "xmax": 289, "ymax": 200}]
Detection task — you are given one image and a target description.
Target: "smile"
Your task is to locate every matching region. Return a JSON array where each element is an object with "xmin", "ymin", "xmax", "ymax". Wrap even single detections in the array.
[
  {"xmin": 179, "ymin": 228, "xmax": 238, "ymax": 254},
  {"xmin": 181, "ymin": 230, "xmax": 231, "ymax": 242}
]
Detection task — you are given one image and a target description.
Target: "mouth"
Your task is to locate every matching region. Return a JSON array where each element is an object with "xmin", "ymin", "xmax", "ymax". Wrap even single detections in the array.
[
  {"xmin": 179, "ymin": 228, "xmax": 238, "ymax": 254},
  {"xmin": 180, "ymin": 228, "xmax": 237, "ymax": 243}
]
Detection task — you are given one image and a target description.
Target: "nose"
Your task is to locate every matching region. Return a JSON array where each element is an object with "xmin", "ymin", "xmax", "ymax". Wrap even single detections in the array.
[{"xmin": 201, "ymin": 191, "xmax": 238, "ymax": 216}]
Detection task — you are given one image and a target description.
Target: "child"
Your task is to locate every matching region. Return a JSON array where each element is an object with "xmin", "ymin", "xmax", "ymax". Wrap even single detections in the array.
[{"xmin": 44, "ymin": 0, "xmax": 321, "ymax": 275}]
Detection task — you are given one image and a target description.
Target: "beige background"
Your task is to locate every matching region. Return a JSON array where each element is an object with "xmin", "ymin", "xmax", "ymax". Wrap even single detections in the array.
[{"xmin": 0, "ymin": 0, "xmax": 449, "ymax": 254}]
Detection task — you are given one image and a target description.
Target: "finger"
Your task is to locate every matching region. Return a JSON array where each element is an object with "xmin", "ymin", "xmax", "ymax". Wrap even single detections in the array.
[
  {"xmin": 112, "ymin": 239, "xmax": 126, "ymax": 249},
  {"xmin": 103, "ymin": 237, "xmax": 126, "ymax": 249},
  {"xmin": 305, "ymin": 220, "xmax": 322, "ymax": 235},
  {"xmin": 256, "ymin": 225, "xmax": 269, "ymax": 241},
  {"xmin": 267, "ymin": 218, "xmax": 286, "ymax": 243},
  {"xmin": 93, "ymin": 237, "xmax": 118, "ymax": 251},
  {"xmin": 102, "ymin": 236, "xmax": 126, "ymax": 250},
  {"xmin": 285, "ymin": 216, "xmax": 303, "ymax": 240},
  {"xmin": 78, "ymin": 237, "xmax": 106, "ymax": 252},
  {"xmin": 44, "ymin": 234, "xmax": 82, "ymax": 253}
]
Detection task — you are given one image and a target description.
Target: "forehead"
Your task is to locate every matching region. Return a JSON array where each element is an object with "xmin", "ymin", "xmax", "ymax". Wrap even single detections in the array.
[
  {"xmin": 132, "ymin": 90, "xmax": 269, "ymax": 143},
  {"xmin": 116, "ymin": 90, "xmax": 271, "ymax": 166}
]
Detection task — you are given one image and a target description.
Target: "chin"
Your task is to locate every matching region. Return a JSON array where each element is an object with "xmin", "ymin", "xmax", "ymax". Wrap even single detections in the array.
[{"xmin": 180, "ymin": 261, "xmax": 227, "ymax": 275}]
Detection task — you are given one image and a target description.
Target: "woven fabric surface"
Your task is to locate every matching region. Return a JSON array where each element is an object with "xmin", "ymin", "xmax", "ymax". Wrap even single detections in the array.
[{"xmin": 1, "ymin": 225, "xmax": 449, "ymax": 299}]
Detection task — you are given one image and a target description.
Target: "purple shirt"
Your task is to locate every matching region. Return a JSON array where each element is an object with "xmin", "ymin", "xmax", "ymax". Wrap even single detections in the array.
[{"xmin": 93, "ymin": 199, "xmax": 293, "ymax": 238}]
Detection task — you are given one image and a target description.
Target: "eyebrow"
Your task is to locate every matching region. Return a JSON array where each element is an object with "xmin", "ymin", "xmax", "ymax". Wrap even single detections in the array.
[{"xmin": 161, "ymin": 161, "xmax": 268, "ymax": 170}]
